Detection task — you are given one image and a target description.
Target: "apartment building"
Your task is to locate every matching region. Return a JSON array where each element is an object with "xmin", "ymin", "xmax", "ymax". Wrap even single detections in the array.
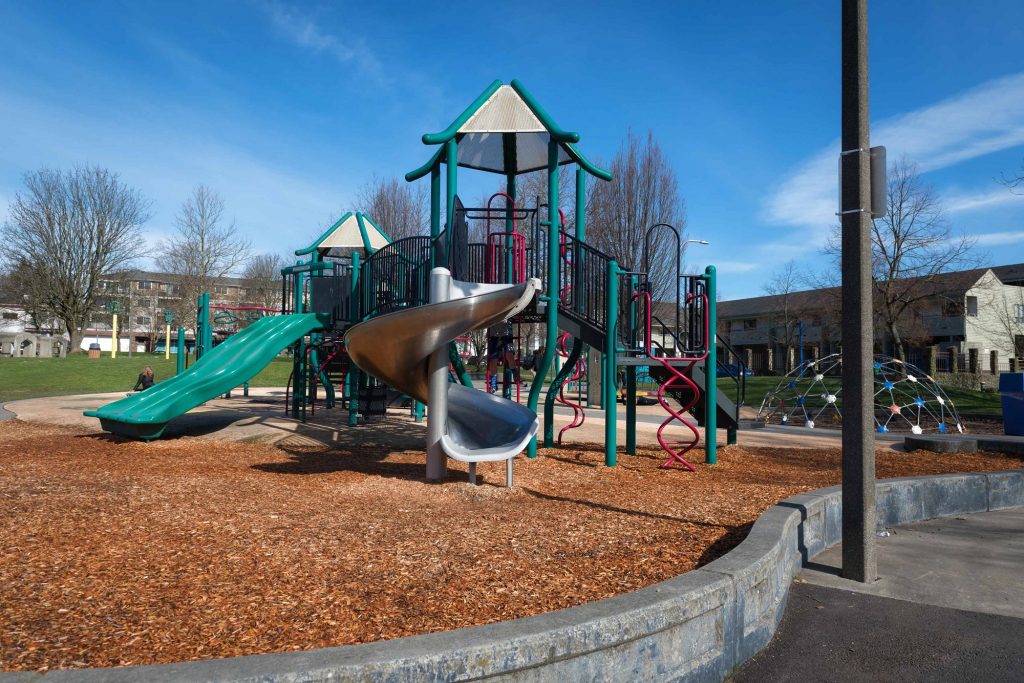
[
  {"xmin": 85, "ymin": 270, "xmax": 279, "ymax": 352},
  {"xmin": 718, "ymin": 264, "xmax": 1024, "ymax": 374}
]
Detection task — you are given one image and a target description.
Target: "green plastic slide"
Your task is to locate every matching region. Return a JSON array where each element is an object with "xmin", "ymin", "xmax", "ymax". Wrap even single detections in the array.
[{"xmin": 85, "ymin": 313, "xmax": 326, "ymax": 440}]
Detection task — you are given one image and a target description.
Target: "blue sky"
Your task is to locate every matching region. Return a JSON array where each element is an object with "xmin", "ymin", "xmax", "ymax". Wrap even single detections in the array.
[{"xmin": 2, "ymin": 1, "xmax": 1023, "ymax": 299}]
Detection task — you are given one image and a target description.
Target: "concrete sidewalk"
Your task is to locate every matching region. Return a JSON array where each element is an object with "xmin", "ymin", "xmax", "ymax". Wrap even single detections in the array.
[{"xmin": 734, "ymin": 509, "xmax": 1024, "ymax": 682}]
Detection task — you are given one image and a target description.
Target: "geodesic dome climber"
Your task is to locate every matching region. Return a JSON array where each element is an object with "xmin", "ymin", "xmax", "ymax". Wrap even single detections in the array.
[{"xmin": 757, "ymin": 353, "xmax": 964, "ymax": 434}]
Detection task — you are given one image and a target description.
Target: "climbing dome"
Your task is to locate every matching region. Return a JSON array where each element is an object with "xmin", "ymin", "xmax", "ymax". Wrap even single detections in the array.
[{"xmin": 757, "ymin": 353, "xmax": 964, "ymax": 434}]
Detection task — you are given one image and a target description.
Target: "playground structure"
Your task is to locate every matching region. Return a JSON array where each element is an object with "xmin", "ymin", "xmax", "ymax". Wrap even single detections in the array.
[
  {"xmin": 757, "ymin": 353, "xmax": 965, "ymax": 434},
  {"xmin": 84, "ymin": 79, "xmax": 748, "ymax": 478}
]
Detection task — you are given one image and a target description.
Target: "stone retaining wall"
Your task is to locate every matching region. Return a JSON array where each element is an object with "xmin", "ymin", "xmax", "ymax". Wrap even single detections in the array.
[{"xmin": 7, "ymin": 469, "xmax": 1023, "ymax": 682}]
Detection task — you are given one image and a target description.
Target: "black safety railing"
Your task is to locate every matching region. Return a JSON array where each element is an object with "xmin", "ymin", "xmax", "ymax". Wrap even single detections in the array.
[
  {"xmin": 557, "ymin": 230, "xmax": 616, "ymax": 336},
  {"xmin": 281, "ymin": 271, "xmax": 296, "ymax": 316},
  {"xmin": 360, "ymin": 235, "xmax": 434, "ymax": 320},
  {"xmin": 309, "ymin": 264, "xmax": 353, "ymax": 329},
  {"xmin": 716, "ymin": 334, "xmax": 748, "ymax": 409},
  {"xmin": 618, "ymin": 269, "xmax": 650, "ymax": 355}
]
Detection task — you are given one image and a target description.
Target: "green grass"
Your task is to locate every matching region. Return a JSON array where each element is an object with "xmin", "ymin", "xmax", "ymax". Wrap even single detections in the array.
[{"xmin": 0, "ymin": 353, "xmax": 294, "ymax": 403}]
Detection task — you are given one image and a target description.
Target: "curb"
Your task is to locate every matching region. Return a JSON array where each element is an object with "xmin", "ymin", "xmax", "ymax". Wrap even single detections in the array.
[{"xmin": 5, "ymin": 469, "xmax": 1022, "ymax": 682}]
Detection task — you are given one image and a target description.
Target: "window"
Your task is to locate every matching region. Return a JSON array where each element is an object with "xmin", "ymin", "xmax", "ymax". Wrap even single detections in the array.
[
  {"xmin": 941, "ymin": 300, "xmax": 963, "ymax": 318},
  {"xmin": 1015, "ymin": 304, "xmax": 1024, "ymax": 323},
  {"xmin": 137, "ymin": 298, "xmax": 151, "ymax": 308},
  {"xmin": 167, "ymin": 285, "xmax": 180, "ymax": 295},
  {"xmin": 136, "ymin": 316, "xmax": 151, "ymax": 325},
  {"xmin": 811, "ymin": 315, "xmax": 822, "ymax": 327},
  {"xmin": 137, "ymin": 280, "xmax": 152, "ymax": 290},
  {"xmin": 724, "ymin": 320, "xmax": 733, "ymax": 332},
  {"xmin": 966, "ymin": 296, "xmax": 978, "ymax": 317},
  {"xmin": 2, "ymin": 312, "xmax": 17, "ymax": 320},
  {"xmin": 214, "ymin": 286, "xmax": 229, "ymax": 295},
  {"xmin": 743, "ymin": 319, "xmax": 758, "ymax": 330}
]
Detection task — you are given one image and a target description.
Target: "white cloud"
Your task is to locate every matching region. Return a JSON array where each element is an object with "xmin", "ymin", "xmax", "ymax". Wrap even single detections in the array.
[
  {"xmin": 765, "ymin": 71, "xmax": 1024, "ymax": 235},
  {"xmin": 971, "ymin": 230, "xmax": 1024, "ymax": 246},
  {"xmin": 713, "ymin": 260, "xmax": 762, "ymax": 275},
  {"xmin": 945, "ymin": 187, "xmax": 1024, "ymax": 214},
  {"xmin": 261, "ymin": 2, "xmax": 389, "ymax": 87}
]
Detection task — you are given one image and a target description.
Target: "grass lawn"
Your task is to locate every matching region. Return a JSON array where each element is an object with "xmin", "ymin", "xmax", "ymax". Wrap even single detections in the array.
[{"xmin": 0, "ymin": 353, "xmax": 293, "ymax": 403}]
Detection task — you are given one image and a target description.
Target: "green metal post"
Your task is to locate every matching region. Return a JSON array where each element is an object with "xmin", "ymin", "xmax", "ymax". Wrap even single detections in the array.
[
  {"xmin": 348, "ymin": 252, "xmax": 360, "ymax": 427},
  {"xmin": 445, "ymin": 139, "xmax": 457, "ymax": 254},
  {"xmin": 526, "ymin": 140, "xmax": 561, "ymax": 458},
  {"xmin": 506, "ymin": 173, "xmax": 516, "ymax": 283},
  {"xmin": 604, "ymin": 260, "xmax": 619, "ymax": 466},
  {"xmin": 175, "ymin": 327, "xmax": 185, "ymax": 375},
  {"xmin": 575, "ymin": 168, "xmax": 586, "ymax": 240},
  {"xmin": 431, "ymin": 164, "xmax": 441, "ymax": 238},
  {"xmin": 704, "ymin": 265, "xmax": 717, "ymax": 464}
]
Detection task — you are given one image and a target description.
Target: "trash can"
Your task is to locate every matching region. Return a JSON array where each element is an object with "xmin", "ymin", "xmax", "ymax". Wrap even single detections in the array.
[
  {"xmin": 998, "ymin": 372, "xmax": 1024, "ymax": 436},
  {"xmin": 88, "ymin": 343, "xmax": 101, "ymax": 360}
]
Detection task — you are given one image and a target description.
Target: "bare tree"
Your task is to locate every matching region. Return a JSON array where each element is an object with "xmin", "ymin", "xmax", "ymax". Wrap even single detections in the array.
[
  {"xmin": 356, "ymin": 177, "xmax": 428, "ymax": 241},
  {"xmin": 585, "ymin": 130, "xmax": 687, "ymax": 300},
  {"xmin": 158, "ymin": 185, "xmax": 252, "ymax": 329},
  {"xmin": 0, "ymin": 166, "xmax": 151, "ymax": 352},
  {"xmin": 763, "ymin": 260, "xmax": 802, "ymax": 371},
  {"xmin": 1002, "ymin": 158, "xmax": 1024, "ymax": 194},
  {"xmin": 243, "ymin": 254, "xmax": 287, "ymax": 311},
  {"xmin": 976, "ymin": 274, "xmax": 1024, "ymax": 361},
  {"xmin": 825, "ymin": 157, "xmax": 977, "ymax": 361}
]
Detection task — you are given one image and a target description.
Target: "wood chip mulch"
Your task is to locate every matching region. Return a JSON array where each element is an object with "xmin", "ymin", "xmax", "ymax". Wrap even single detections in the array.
[{"xmin": 1, "ymin": 419, "xmax": 1020, "ymax": 672}]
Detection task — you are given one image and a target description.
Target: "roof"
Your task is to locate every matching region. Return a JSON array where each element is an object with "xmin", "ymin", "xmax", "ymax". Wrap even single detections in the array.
[
  {"xmin": 294, "ymin": 212, "xmax": 391, "ymax": 257},
  {"xmin": 99, "ymin": 270, "xmax": 250, "ymax": 287},
  {"xmin": 405, "ymin": 80, "xmax": 612, "ymax": 182},
  {"xmin": 718, "ymin": 264, "xmax": 1024, "ymax": 318}
]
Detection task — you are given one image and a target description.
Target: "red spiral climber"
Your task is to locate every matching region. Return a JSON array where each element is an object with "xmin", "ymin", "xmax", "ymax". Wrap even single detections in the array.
[
  {"xmin": 633, "ymin": 290, "xmax": 709, "ymax": 471},
  {"xmin": 555, "ymin": 332, "xmax": 587, "ymax": 443}
]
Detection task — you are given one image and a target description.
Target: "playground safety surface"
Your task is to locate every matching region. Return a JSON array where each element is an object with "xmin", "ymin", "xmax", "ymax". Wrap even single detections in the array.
[{"xmin": 1, "ymin": 419, "xmax": 1021, "ymax": 673}]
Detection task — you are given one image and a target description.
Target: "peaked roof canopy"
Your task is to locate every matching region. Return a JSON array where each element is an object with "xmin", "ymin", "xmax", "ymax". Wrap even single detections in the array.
[
  {"xmin": 294, "ymin": 212, "xmax": 391, "ymax": 256},
  {"xmin": 405, "ymin": 79, "xmax": 612, "ymax": 182}
]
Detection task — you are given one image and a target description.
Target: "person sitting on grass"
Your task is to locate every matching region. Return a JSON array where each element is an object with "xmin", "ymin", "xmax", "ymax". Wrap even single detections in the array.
[{"xmin": 132, "ymin": 366, "xmax": 155, "ymax": 392}]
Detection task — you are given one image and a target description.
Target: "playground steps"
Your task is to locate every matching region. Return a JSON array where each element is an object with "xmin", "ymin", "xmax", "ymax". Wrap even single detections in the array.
[
  {"xmin": 556, "ymin": 311, "xmax": 607, "ymax": 354},
  {"xmin": 648, "ymin": 361, "xmax": 740, "ymax": 431},
  {"xmin": 324, "ymin": 353, "xmax": 350, "ymax": 406}
]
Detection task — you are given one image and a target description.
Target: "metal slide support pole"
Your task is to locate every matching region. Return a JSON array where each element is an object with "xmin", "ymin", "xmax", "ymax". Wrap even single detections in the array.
[
  {"xmin": 841, "ymin": 0, "xmax": 877, "ymax": 583},
  {"xmin": 426, "ymin": 267, "xmax": 452, "ymax": 481},
  {"xmin": 349, "ymin": 252, "xmax": 360, "ymax": 427},
  {"xmin": 175, "ymin": 327, "xmax": 185, "ymax": 375},
  {"xmin": 704, "ymin": 266, "xmax": 718, "ymax": 464},
  {"xmin": 164, "ymin": 324, "xmax": 171, "ymax": 360},
  {"xmin": 526, "ymin": 140, "xmax": 561, "ymax": 458},
  {"xmin": 625, "ymin": 274, "xmax": 637, "ymax": 454},
  {"xmin": 604, "ymin": 260, "xmax": 619, "ymax": 466}
]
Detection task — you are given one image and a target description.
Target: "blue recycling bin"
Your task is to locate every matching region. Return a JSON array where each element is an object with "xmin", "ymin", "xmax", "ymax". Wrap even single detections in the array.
[{"xmin": 998, "ymin": 373, "xmax": 1024, "ymax": 436}]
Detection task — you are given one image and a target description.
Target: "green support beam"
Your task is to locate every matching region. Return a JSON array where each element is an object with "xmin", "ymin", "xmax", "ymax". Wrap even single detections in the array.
[
  {"xmin": 527, "ymin": 140, "xmax": 561, "ymax": 458},
  {"xmin": 704, "ymin": 265, "xmax": 717, "ymax": 464},
  {"xmin": 604, "ymin": 260, "xmax": 619, "ymax": 466}
]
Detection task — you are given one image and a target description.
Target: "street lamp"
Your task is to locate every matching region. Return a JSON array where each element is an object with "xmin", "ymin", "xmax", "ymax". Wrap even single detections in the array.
[{"xmin": 683, "ymin": 239, "xmax": 710, "ymax": 247}]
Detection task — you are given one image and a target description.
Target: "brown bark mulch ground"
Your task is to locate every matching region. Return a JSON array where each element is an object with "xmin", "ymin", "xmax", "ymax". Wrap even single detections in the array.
[{"xmin": 1, "ymin": 419, "xmax": 1021, "ymax": 672}]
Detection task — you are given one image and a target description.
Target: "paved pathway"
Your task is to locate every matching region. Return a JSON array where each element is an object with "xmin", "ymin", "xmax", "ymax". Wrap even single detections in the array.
[{"xmin": 734, "ymin": 509, "xmax": 1024, "ymax": 682}]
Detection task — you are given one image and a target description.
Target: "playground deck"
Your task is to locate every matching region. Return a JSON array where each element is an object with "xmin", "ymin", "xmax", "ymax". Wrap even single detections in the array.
[{"xmin": 1, "ymin": 418, "xmax": 1021, "ymax": 672}]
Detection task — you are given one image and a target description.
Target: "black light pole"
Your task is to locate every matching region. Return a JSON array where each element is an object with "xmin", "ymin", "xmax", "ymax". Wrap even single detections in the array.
[{"xmin": 840, "ymin": 0, "xmax": 877, "ymax": 582}]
